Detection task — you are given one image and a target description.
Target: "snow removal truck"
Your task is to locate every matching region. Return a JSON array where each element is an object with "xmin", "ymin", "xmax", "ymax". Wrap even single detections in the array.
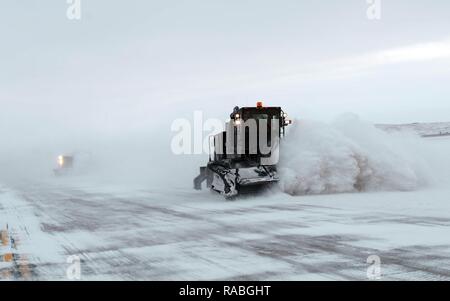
[
  {"xmin": 54, "ymin": 155, "xmax": 74, "ymax": 176},
  {"xmin": 194, "ymin": 102, "xmax": 292, "ymax": 198},
  {"xmin": 53, "ymin": 152, "xmax": 94, "ymax": 176}
]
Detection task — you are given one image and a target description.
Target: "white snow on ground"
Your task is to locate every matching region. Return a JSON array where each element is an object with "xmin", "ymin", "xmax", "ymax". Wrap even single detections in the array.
[
  {"xmin": 279, "ymin": 114, "xmax": 432, "ymax": 195},
  {"xmin": 0, "ymin": 123, "xmax": 450, "ymax": 280},
  {"xmin": 0, "ymin": 186, "xmax": 65, "ymax": 280}
]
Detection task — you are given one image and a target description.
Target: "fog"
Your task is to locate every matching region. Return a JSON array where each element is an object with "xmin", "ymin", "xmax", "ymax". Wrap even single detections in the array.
[{"xmin": 1, "ymin": 1, "xmax": 450, "ymax": 187}]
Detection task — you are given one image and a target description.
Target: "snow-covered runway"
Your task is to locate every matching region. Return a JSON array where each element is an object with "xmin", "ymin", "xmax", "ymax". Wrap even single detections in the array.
[{"xmin": 1, "ymin": 137, "xmax": 450, "ymax": 281}]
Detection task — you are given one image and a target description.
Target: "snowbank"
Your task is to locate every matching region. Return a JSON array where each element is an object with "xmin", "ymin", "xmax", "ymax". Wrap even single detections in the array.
[{"xmin": 279, "ymin": 114, "xmax": 433, "ymax": 196}]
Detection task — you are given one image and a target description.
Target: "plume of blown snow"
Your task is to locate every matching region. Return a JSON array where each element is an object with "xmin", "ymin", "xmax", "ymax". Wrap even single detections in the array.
[{"xmin": 279, "ymin": 113, "xmax": 432, "ymax": 196}]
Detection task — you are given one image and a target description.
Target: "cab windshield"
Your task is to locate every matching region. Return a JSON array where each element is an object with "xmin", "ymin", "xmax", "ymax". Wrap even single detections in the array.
[
  {"xmin": 242, "ymin": 108, "xmax": 281, "ymax": 121},
  {"xmin": 250, "ymin": 113, "xmax": 269, "ymax": 120}
]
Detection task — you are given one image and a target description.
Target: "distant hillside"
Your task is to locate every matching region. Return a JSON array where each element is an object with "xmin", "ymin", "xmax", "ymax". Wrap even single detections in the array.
[{"xmin": 376, "ymin": 122, "xmax": 450, "ymax": 137}]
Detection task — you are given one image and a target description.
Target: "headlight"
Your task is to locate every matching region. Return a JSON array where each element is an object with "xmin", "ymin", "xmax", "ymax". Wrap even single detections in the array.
[{"xmin": 58, "ymin": 156, "xmax": 64, "ymax": 166}]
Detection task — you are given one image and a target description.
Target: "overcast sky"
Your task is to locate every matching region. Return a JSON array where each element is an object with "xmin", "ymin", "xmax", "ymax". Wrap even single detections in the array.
[{"xmin": 1, "ymin": 0, "xmax": 450, "ymax": 144}]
